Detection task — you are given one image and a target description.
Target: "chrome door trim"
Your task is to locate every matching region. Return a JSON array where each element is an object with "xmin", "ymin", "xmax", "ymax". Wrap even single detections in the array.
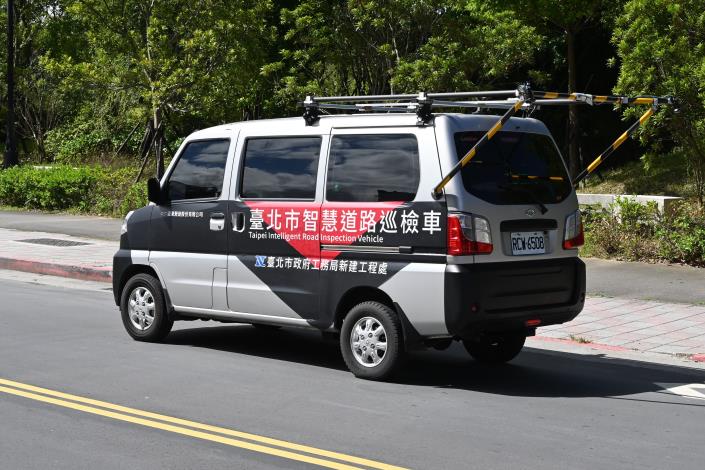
[
  {"xmin": 175, "ymin": 306, "xmax": 314, "ymax": 328},
  {"xmin": 321, "ymin": 244, "xmax": 400, "ymax": 254}
]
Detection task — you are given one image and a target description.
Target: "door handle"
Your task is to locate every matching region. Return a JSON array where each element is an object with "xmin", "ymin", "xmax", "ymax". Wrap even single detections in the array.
[
  {"xmin": 231, "ymin": 212, "xmax": 245, "ymax": 232},
  {"xmin": 210, "ymin": 212, "xmax": 225, "ymax": 231}
]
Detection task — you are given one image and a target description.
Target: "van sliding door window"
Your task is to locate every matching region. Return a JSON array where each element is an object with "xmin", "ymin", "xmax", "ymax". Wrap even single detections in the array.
[
  {"xmin": 240, "ymin": 137, "xmax": 322, "ymax": 199},
  {"xmin": 166, "ymin": 139, "xmax": 230, "ymax": 201},
  {"xmin": 326, "ymin": 134, "xmax": 420, "ymax": 202}
]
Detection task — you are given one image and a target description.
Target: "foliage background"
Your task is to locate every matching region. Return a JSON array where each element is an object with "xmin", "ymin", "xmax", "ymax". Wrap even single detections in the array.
[
  {"xmin": 0, "ymin": 0, "xmax": 703, "ymax": 221},
  {"xmin": 0, "ymin": 0, "xmax": 652, "ymax": 165}
]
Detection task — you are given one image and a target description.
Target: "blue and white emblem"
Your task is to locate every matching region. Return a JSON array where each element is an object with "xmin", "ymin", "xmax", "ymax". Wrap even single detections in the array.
[{"xmin": 255, "ymin": 255, "xmax": 267, "ymax": 268}]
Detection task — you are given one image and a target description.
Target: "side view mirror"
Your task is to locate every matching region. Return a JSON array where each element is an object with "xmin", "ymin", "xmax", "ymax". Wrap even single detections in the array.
[{"xmin": 147, "ymin": 177, "xmax": 164, "ymax": 204}]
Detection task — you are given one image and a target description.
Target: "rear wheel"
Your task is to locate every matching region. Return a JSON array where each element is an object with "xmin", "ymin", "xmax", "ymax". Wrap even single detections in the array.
[
  {"xmin": 340, "ymin": 301, "xmax": 403, "ymax": 380},
  {"xmin": 463, "ymin": 333, "xmax": 526, "ymax": 364},
  {"xmin": 120, "ymin": 273, "xmax": 173, "ymax": 342}
]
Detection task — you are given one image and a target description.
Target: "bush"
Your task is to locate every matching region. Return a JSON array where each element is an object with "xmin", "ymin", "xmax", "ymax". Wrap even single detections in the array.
[
  {"xmin": 0, "ymin": 165, "xmax": 147, "ymax": 216},
  {"xmin": 0, "ymin": 165, "xmax": 98, "ymax": 211},
  {"xmin": 654, "ymin": 202, "xmax": 705, "ymax": 265},
  {"xmin": 582, "ymin": 198, "xmax": 705, "ymax": 266},
  {"xmin": 92, "ymin": 166, "xmax": 148, "ymax": 216}
]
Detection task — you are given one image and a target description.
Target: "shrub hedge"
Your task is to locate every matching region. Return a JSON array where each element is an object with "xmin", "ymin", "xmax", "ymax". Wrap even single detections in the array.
[
  {"xmin": 0, "ymin": 165, "xmax": 147, "ymax": 217},
  {"xmin": 582, "ymin": 197, "xmax": 705, "ymax": 266}
]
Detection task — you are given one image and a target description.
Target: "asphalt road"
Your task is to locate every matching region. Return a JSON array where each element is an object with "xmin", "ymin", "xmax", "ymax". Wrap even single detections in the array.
[
  {"xmin": 0, "ymin": 210, "xmax": 122, "ymax": 241},
  {"xmin": 1, "ymin": 276, "xmax": 704, "ymax": 470}
]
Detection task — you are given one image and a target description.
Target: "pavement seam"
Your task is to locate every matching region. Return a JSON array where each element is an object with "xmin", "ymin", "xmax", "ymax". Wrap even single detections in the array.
[
  {"xmin": 588, "ymin": 315, "xmax": 705, "ymax": 343},
  {"xmin": 577, "ymin": 308, "xmax": 705, "ymax": 339}
]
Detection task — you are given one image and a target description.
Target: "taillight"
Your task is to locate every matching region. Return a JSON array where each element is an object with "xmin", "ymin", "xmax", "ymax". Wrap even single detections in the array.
[
  {"xmin": 563, "ymin": 209, "xmax": 584, "ymax": 249},
  {"xmin": 447, "ymin": 214, "xmax": 493, "ymax": 255}
]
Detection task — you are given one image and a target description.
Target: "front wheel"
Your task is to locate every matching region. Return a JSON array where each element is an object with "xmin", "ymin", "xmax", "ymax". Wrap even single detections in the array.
[
  {"xmin": 463, "ymin": 333, "xmax": 526, "ymax": 364},
  {"xmin": 340, "ymin": 301, "xmax": 403, "ymax": 380},
  {"xmin": 120, "ymin": 273, "xmax": 173, "ymax": 342}
]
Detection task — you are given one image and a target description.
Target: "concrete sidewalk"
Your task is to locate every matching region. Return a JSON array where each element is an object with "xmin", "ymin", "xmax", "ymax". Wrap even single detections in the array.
[
  {"xmin": 0, "ymin": 227, "xmax": 115, "ymax": 282},
  {"xmin": 0, "ymin": 225, "xmax": 703, "ymax": 362},
  {"xmin": 536, "ymin": 297, "xmax": 705, "ymax": 358}
]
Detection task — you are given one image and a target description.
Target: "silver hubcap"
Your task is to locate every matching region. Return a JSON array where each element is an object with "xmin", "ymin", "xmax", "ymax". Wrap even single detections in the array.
[
  {"xmin": 350, "ymin": 317, "xmax": 387, "ymax": 368},
  {"xmin": 128, "ymin": 286, "xmax": 156, "ymax": 331}
]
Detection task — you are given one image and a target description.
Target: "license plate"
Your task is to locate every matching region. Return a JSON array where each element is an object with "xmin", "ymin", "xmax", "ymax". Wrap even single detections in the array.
[{"xmin": 510, "ymin": 231, "xmax": 546, "ymax": 255}]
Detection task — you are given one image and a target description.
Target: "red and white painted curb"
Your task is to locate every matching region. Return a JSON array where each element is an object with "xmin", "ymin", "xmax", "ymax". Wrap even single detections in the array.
[{"xmin": 0, "ymin": 257, "xmax": 111, "ymax": 283}]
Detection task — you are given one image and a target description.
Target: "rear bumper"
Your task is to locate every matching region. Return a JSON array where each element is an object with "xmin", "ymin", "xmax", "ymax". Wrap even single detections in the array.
[{"xmin": 444, "ymin": 257, "xmax": 585, "ymax": 337}]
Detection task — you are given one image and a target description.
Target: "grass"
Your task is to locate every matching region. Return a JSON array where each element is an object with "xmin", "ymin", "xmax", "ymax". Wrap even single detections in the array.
[
  {"xmin": 568, "ymin": 335, "xmax": 593, "ymax": 344},
  {"xmin": 0, "ymin": 205, "xmax": 27, "ymax": 213},
  {"xmin": 579, "ymin": 158, "xmax": 695, "ymax": 198}
]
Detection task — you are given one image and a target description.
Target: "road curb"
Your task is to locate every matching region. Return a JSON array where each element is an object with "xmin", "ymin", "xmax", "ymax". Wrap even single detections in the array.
[{"xmin": 0, "ymin": 257, "xmax": 112, "ymax": 283}]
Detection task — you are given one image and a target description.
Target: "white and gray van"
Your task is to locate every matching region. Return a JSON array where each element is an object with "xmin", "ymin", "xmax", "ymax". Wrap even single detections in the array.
[{"xmin": 113, "ymin": 98, "xmax": 586, "ymax": 380}]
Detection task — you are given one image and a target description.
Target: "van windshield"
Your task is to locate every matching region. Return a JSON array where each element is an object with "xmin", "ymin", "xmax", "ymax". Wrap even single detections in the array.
[{"xmin": 454, "ymin": 131, "xmax": 572, "ymax": 205}]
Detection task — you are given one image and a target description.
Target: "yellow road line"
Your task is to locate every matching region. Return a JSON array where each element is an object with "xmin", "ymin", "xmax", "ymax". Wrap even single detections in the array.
[{"xmin": 0, "ymin": 379, "xmax": 407, "ymax": 470}]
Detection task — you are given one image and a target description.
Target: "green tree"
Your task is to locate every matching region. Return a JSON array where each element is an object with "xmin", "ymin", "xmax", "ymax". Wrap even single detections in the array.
[
  {"xmin": 12, "ymin": 1, "xmax": 88, "ymax": 162},
  {"xmin": 391, "ymin": 2, "xmax": 540, "ymax": 92},
  {"xmin": 613, "ymin": 0, "xmax": 705, "ymax": 202},
  {"xmin": 269, "ymin": 1, "xmax": 541, "ymax": 107},
  {"xmin": 69, "ymin": 0, "xmax": 274, "ymax": 169},
  {"xmin": 504, "ymin": 0, "xmax": 620, "ymax": 177}
]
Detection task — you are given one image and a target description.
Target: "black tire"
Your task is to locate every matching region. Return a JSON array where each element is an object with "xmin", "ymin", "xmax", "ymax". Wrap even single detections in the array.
[
  {"xmin": 462, "ymin": 333, "xmax": 526, "ymax": 364},
  {"xmin": 120, "ymin": 273, "xmax": 173, "ymax": 342},
  {"xmin": 340, "ymin": 301, "xmax": 404, "ymax": 380},
  {"xmin": 252, "ymin": 323, "xmax": 282, "ymax": 331}
]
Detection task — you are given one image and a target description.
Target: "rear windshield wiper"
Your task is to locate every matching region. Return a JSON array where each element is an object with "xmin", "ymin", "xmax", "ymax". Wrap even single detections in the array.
[{"xmin": 498, "ymin": 179, "xmax": 550, "ymax": 215}]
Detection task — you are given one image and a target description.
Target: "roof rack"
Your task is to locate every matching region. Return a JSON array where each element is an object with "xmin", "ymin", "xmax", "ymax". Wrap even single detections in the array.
[{"xmin": 300, "ymin": 83, "xmax": 676, "ymax": 198}]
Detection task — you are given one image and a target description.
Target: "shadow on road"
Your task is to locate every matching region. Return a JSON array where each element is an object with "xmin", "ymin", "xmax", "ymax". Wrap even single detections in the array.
[
  {"xmin": 168, "ymin": 324, "xmax": 348, "ymax": 371},
  {"xmin": 167, "ymin": 324, "xmax": 705, "ymax": 401}
]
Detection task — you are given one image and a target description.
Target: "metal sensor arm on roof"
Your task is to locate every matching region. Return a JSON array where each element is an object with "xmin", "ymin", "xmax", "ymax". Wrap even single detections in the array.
[
  {"xmin": 573, "ymin": 106, "xmax": 656, "ymax": 186},
  {"xmin": 299, "ymin": 84, "xmax": 675, "ymax": 194},
  {"xmin": 431, "ymin": 100, "xmax": 525, "ymax": 199}
]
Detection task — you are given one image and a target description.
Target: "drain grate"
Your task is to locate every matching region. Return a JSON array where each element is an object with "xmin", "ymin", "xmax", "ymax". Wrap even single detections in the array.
[{"xmin": 17, "ymin": 238, "xmax": 92, "ymax": 247}]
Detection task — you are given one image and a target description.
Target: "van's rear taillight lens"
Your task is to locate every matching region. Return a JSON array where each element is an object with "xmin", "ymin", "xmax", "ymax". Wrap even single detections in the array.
[
  {"xmin": 447, "ymin": 214, "xmax": 493, "ymax": 255},
  {"xmin": 563, "ymin": 210, "xmax": 584, "ymax": 249}
]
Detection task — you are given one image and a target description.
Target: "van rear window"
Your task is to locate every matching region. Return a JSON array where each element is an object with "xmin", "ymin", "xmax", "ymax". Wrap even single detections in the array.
[{"xmin": 454, "ymin": 131, "xmax": 572, "ymax": 205}]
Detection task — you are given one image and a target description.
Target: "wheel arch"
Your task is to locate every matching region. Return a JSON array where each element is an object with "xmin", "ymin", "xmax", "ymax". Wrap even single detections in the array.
[
  {"xmin": 117, "ymin": 264, "xmax": 174, "ymax": 315},
  {"xmin": 333, "ymin": 286, "xmax": 423, "ymax": 351},
  {"xmin": 334, "ymin": 286, "xmax": 395, "ymax": 330}
]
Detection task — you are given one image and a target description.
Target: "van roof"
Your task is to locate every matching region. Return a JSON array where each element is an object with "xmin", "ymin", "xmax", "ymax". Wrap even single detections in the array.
[{"xmin": 187, "ymin": 113, "xmax": 551, "ymax": 140}]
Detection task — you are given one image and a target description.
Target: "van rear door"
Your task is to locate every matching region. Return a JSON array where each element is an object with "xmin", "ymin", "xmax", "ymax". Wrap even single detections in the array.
[{"xmin": 445, "ymin": 125, "xmax": 579, "ymax": 264}]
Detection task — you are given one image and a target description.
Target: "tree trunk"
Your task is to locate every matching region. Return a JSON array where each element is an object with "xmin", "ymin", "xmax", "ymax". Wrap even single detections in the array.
[
  {"xmin": 566, "ymin": 29, "xmax": 581, "ymax": 179},
  {"xmin": 3, "ymin": 0, "xmax": 19, "ymax": 169}
]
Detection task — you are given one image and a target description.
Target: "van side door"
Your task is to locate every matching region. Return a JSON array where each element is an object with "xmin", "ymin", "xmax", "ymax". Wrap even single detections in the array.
[
  {"xmin": 149, "ymin": 137, "xmax": 233, "ymax": 310},
  {"xmin": 226, "ymin": 132, "xmax": 327, "ymax": 323},
  {"xmin": 318, "ymin": 127, "xmax": 448, "ymax": 333}
]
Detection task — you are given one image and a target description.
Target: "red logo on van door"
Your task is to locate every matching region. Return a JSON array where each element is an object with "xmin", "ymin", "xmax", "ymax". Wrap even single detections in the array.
[{"xmin": 243, "ymin": 201, "xmax": 407, "ymax": 261}]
